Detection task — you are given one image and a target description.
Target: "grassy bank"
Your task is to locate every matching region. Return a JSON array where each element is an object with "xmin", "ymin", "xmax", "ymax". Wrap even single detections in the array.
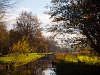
[
  {"xmin": 55, "ymin": 60, "xmax": 100, "ymax": 75},
  {"xmin": 55, "ymin": 53, "xmax": 100, "ymax": 75},
  {"xmin": 55, "ymin": 53, "xmax": 100, "ymax": 65},
  {"xmin": 0, "ymin": 53, "xmax": 44, "ymax": 67}
]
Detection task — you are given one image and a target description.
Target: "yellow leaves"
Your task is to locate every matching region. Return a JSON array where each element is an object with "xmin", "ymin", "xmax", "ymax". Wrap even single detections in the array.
[
  {"xmin": 10, "ymin": 36, "xmax": 30, "ymax": 54},
  {"xmin": 77, "ymin": 56, "xmax": 100, "ymax": 65},
  {"xmin": 65, "ymin": 57, "xmax": 78, "ymax": 63},
  {"xmin": 56, "ymin": 53, "xmax": 100, "ymax": 65}
]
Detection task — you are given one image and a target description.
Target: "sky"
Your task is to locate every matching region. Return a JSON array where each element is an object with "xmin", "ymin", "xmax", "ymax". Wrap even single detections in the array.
[
  {"xmin": 7, "ymin": 0, "xmax": 51, "ymax": 31},
  {"xmin": 6, "ymin": 0, "xmax": 82, "ymax": 45},
  {"xmin": 18, "ymin": 0, "xmax": 50, "ymax": 15}
]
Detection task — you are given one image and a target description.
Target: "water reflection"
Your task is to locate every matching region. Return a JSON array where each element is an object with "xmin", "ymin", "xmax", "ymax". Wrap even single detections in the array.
[
  {"xmin": 43, "ymin": 68, "xmax": 56, "ymax": 75},
  {"xmin": 0, "ymin": 54, "xmax": 56, "ymax": 75}
]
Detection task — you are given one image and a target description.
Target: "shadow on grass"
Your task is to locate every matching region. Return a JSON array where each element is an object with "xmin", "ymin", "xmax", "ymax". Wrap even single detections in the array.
[{"xmin": 55, "ymin": 60, "xmax": 100, "ymax": 75}]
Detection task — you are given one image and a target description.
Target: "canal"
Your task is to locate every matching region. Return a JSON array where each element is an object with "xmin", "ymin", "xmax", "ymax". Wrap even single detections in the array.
[{"xmin": 0, "ymin": 54, "xmax": 56, "ymax": 75}]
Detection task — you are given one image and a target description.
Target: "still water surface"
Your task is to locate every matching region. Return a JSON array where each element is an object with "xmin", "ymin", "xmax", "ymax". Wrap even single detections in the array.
[{"xmin": 0, "ymin": 54, "xmax": 56, "ymax": 75}]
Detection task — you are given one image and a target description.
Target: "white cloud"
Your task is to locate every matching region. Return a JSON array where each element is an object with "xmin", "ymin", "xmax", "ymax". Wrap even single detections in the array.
[
  {"xmin": 5, "ymin": 7, "xmax": 33, "ymax": 30},
  {"xmin": 16, "ymin": 7, "xmax": 32, "ymax": 13},
  {"xmin": 5, "ymin": 7, "xmax": 52, "ymax": 32},
  {"xmin": 38, "ymin": 14, "xmax": 52, "ymax": 26},
  {"xmin": 38, "ymin": 14, "xmax": 53, "ymax": 36}
]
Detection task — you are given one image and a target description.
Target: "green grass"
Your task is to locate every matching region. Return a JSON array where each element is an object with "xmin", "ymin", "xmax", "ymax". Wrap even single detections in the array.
[
  {"xmin": 55, "ymin": 53, "xmax": 100, "ymax": 75},
  {"xmin": 65, "ymin": 55, "xmax": 100, "ymax": 65},
  {"xmin": 0, "ymin": 53, "xmax": 44, "ymax": 67},
  {"xmin": 56, "ymin": 53, "xmax": 100, "ymax": 65}
]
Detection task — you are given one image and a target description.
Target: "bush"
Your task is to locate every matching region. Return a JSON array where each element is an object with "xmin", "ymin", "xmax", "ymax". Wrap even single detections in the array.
[{"xmin": 10, "ymin": 37, "xmax": 30, "ymax": 54}]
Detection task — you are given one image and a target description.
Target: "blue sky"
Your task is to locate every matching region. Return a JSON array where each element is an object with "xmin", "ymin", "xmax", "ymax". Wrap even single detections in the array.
[
  {"xmin": 17, "ymin": 0, "xmax": 51, "ymax": 15},
  {"xmin": 6, "ymin": 0, "xmax": 81, "ymax": 42},
  {"xmin": 7, "ymin": 0, "xmax": 51, "ymax": 30}
]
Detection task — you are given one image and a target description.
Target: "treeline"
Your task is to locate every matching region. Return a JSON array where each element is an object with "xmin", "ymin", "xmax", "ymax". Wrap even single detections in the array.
[
  {"xmin": 0, "ymin": 0, "xmax": 60, "ymax": 55},
  {"xmin": 0, "ymin": 11, "xmax": 60, "ymax": 55}
]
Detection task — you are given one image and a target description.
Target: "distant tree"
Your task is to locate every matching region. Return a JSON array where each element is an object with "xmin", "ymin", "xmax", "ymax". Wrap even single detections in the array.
[
  {"xmin": 35, "ymin": 36, "xmax": 49, "ymax": 53},
  {"xmin": 9, "ymin": 29, "xmax": 22, "ymax": 48},
  {"xmin": 15, "ymin": 11, "xmax": 48, "ymax": 52},
  {"xmin": 45, "ymin": 37, "xmax": 60, "ymax": 52},
  {"xmin": 47, "ymin": 0, "xmax": 100, "ymax": 54},
  {"xmin": 0, "ymin": 0, "xmax": 17, "ymax": 55},
  {"xmin": 0, "ymin": 23, "xmax": 9, "ymax": 54},
  {"xmin": 16, "ymin": 11, "xmax": 41, "ymax": 38}
]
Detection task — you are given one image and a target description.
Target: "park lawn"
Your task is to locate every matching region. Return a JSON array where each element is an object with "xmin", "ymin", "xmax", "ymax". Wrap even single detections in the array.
[{"xmin": 0, "ymin": 53, "xmax": 44, "ymax": 67}]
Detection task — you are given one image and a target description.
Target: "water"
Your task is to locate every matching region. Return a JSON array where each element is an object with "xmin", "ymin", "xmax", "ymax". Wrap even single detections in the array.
[
  {"xmin": 0, "ymin": 54, "xmax": 56, "ymax": 75},
  {"xmin": 43, "ymin": 68, "xmax": 56, "ymax": 75},
  {"xmin": 33, "ymin": 54, "xmax": 56, "ymax": 75}
]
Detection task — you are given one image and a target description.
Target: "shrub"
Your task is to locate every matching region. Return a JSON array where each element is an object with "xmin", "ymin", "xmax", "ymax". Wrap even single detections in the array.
[{"xmin": 10, "ymin": 37, "xmax": 30, "ymax": 55}]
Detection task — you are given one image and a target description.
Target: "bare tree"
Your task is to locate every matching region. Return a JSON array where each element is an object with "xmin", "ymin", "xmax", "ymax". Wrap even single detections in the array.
[{"xmin": 14, "ymin": 11, "xmax": 48, "ymax": 52}]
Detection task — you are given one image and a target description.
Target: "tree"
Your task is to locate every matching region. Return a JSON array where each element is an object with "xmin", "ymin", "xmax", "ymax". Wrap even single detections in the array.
[
  {"xmin": 0, "ymin": 22, "xmax": 9, "ymax": 54},
  {"xmin": 9, "ymin": 29, "xmax": 23, "ymax": 51},
  {"xmin": 16, "ymin": 11, "xmax": 41, "ymax": 38},
  {"xmin": 10, "ymin": 37, "xmax": 30, "ymax": 55},
  {"xmin": 0, "ymin": 0, "xmax": 16, "ymax": 19},
  {"xmin": 0, "ymin": 0, "xmax": 17, "ymax": 55},
  {"xmin": 47, "ymin": 0, "xmax": 100, "ymax": 54},
  {"xmin": 15, "ymin": 11, "xmax": 48, "ymax": 52},
  {"xmin": 45, "ymin": 37, "xmax": 60, "ymax": 52}
]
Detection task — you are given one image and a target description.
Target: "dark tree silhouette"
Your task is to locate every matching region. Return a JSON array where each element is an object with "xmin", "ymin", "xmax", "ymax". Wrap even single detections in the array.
[{"xmin": 47, "ymin": 0, "xmax": 100, "ymax": 54}]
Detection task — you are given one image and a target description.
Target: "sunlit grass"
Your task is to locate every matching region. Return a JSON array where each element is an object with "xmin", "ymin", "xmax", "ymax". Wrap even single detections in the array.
[
  {"xmin": 56, "ymin": 53, "xmax": 100, "ymax": 65},
  {"xmin": 0, "ymin": 53, "xmax": 44, "ymax": 67},
  {"xmin": 77, "ymin": 55, "xmax": 100, "ymax": 65}
]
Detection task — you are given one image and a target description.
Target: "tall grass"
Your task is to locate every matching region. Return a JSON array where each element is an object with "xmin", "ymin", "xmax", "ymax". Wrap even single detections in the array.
[
  {"xmin": 55, "ymin": 53, "xmax": 100, "ymax": 75},
  {"xmin": 55, "ymin": 53, "xmax": 100, "ymax": 65}
]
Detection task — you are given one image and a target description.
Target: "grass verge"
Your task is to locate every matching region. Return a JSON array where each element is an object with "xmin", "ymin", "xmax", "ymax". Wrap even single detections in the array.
[
  {"xmin": 55, "ymin": 53, "xmax": 100, "ymax": 65},
  {"xmin": 0, "ymin": 53, "xmax": 44, "ymax": 67}
]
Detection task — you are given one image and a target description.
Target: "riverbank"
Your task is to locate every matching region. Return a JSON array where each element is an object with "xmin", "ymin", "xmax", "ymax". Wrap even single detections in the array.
[
  {"xmin": 55, "ymin": 53, "xmax": 100, "ymax": 65},
  {"xmin": 0, "ymin": 53, "xmax": 56, "ymax": 75},
  {"xmin": 0, "ymin": 53, "xmax": 44, "ymax": 67},
  {"xmin": 55, "ymin": 53, "xmax": 100, "ymax": 75}
]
